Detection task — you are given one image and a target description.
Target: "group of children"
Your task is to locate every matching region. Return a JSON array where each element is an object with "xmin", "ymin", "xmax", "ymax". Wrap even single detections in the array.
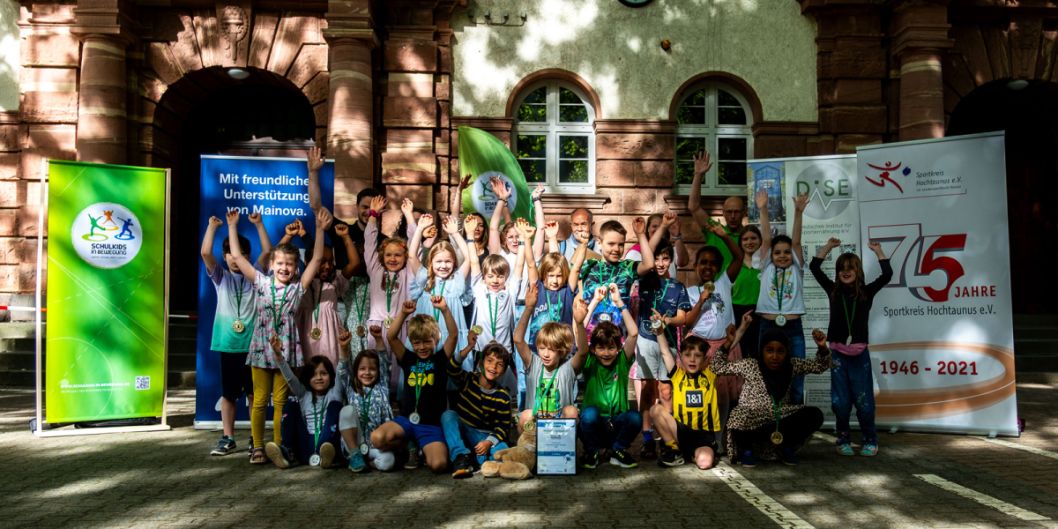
[{"xmin": 200, "ymin": 147, "xmax": 893, "ymax": 476}]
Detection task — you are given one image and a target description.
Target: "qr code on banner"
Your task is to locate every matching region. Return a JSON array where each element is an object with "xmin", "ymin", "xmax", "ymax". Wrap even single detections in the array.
[
  {"xmin": 840, "ymin": 243, "xmax": 857, "ymax": 255},
  {"xmin": 135, "ymin": 376, "xmax": 150, "ymax": 391}
]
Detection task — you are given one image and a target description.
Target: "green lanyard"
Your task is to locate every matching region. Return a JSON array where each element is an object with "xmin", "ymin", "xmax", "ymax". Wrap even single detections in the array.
[
  {"xmin": 432, "ymin": 279, "xmax": 447, "ymax": 321},
  {"xmin": 384, "ymin": 272, "xmax": 395, "ymax": 314},
  {"xmin": 842, "ymin": 295, "xmax": 857, "ymax": 339},
  {"xmin": 359, "ymin": 385, "xmax": 373, "ymax": 431},
  {"xmin": 352, "ymin": 282, "xmax": 368, "ymax": 324},
  {"xmin": 487, "ymin": 292, "xmax": 500, "ymax": 337},
  {"xmin": 312, "ymin": 281, "xmax": 322, "ymax": 327},
  {"xmin": 545, "ymin": 290, "xmax": 561, "ymax": 321},
  {"xmin": 233, "ymin": 275, "xmax": 245, "ymax": 316},
  {"xmin": 412, "ymin": 362, "xmax": 427, "ymax": 414},
  {"xmin": 532, "ymin": 369, "xmax": 558, "ymax": 416},
  {"xmin": 268, "ymin": 278, "xmax": 290, "ymax": 335},
  {"xmin": 312, "ymin": 396, "xmax": 324, "ymax": 450},
  {"xmin": 653, "ymin": 278, "xmax": 671, "ymax": 312},
  {"xmin": 773, "ymin": 267, "xmax": 787, "ymax": 312}
]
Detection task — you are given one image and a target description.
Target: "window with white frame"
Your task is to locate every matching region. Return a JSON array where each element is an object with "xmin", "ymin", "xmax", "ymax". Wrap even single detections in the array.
[
  {"xmin": 674, "ymin": 83, "xmax": 754, "ymax": 194},
  {"xmin": 512, "ymin": 82, "xmax": 595, "ymax": 192}
]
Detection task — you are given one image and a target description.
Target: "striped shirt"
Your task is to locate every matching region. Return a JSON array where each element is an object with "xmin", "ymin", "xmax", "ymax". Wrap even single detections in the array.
[
  {"xmin": 667, "ymin": 366, "xmax": 720, "ymax": 432},
  {"xmin": 447, "ymin": 353, "xmax": 512, "ymax": 444}
]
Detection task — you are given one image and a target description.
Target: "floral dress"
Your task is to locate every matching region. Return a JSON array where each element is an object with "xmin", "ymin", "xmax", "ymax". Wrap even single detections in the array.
[{"xmin": 246, "ymin": 274, "xmax": 307, "ymax": 369}]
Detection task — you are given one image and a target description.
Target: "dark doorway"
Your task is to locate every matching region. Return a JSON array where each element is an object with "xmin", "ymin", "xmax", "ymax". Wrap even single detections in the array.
[
  {"xmin": 157, "ymin": 67, "xmax": 316, "ymax": 313},
  {"xmin": 947, "ymin": 80, "xmax": 1058, "ymax": 314}
]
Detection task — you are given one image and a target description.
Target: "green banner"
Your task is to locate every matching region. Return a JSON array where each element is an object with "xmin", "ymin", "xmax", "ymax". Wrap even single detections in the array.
[
  {"xmin": 46, "ymin": 160, "xmax": 168, "ymax": 423},
  {"xmin": 457, "ymin": 126, "xmax": 534, "ymax": 223}
]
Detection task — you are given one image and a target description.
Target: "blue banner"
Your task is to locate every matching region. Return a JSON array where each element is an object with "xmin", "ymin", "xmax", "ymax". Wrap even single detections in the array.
[{"xmin": 195, "ymin": 155, "xmax": 334, "ymax": 426}]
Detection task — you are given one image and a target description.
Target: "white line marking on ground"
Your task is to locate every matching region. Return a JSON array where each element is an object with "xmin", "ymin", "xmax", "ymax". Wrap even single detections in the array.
[
  {"xmin": 712, "ymin": 465, "xmax": 816, "ymax": 529},
  {"xmin": 813, "ymin": 432, "xmax": 837, "ymax": 444},
  {"xmin": 914, "ymin": 474, "xmax": 1050, "ymax": 522},
  {"xmin": 978, "ymin": 437, "xmax": 1058, "ymax": 462}
]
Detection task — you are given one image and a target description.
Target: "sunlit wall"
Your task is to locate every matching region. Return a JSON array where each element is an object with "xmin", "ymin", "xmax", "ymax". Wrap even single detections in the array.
[{"xmin": 0, "ymin": 0, "xmax": 18, "ymax": 112}]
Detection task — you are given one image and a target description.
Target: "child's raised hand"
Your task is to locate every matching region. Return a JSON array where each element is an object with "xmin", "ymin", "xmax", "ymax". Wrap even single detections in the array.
[
  {"xmin": 416, "ymin": 213, "xmax": 434, "ymax": 231},
  {"xmin": 812, "ymin": 328, "xmax": 828, "ymax": 347},
  {"xmin": 524, "ymin": 280, "xmax": 539, "ymax": 307},
  {"xmin": 338, "ymin": 328, "xmax": 352, "ymax": 349},
  {"xmin": 208, "ymin": 216, "xmax": 223, "ymax": 229},
  {"xmin": 466, "ymin": 327, "xmax": 479, "ymax": 350},
  {"xmin": 661, "ymin": 211, "xmax": 678, "ymax": 228},
  {"xmin": 572, "ymin": 295, "xmax": 589, "ymax": 324},
  {"xmin": 402, "ymin": 300, "xmax": 416, "ymax": 316},
  {"xmin": 463, "ymin": 215, "xmax": 480, "ymax": 237},
  {"xmin": 460, "ymin": 173, "xmax": 473, "ymax": 189},
  {"xmin": 316, "ymin": 207, "xmax": 334, "ymax": 231},
  {"xmin": 335, "ymin": 223, "xmax": 349, "ymax": 238},
  {"xmin": 544, "ymin": 220, "xmax": 559, "ymax": 240},
  {"xmin": 295, "ymin": 219, "xmax": 306, "ymax": 237},
  {"xmin": 724, "ymin": 323, "xmax": 738, "ymax": 349},
  {"xmin": 868, "ymin": 240, "xmax": 884, "ymax": 257},
  {"xmin": 693, "ymin": 150, "xmax": 713, "ymax": 177},
  {"xmin": 668, "ymin": 215, "xmax": 682, "ymax": 237},
  {"xmin": 701, "ymin": 280, "xmax": 715, "ymax": 299},
  {"xmin": 430, "ymin": 294, "xmax": 447, "ymax": 311},
  {"xmin": 248, "ymin": 212, "xmax": 263, "ymax": 225},
  {"xmin": 401, "ymin": 197, "xmax": 414, "ymax": 216},
  {"xmin": 531, "ymin": 183, "xmax": 545, "ymax": 201},
  {"xmin": 592, "ymin": 285, "xmax": 607, "ymax": 304},
  {"xmin": 284, "ymin": 221, "xmax": 299, "ymax": 237},
  {"xmin": 306, "ymin": 146, "xmax": 324, "ymax": 173},
  {"xmin": 369, "ymin": 325, "xmax": 383, "ymax": 338},
  {"xmin": 708, "ymin": 223, "xmax": 727, "ymax": 237},
  {"xmin": 740, "ymin": 310, "xmax": 754, "ymax": 330},
  {"xmin": 226, "ymin": 209, "xmax": 240, "ymax": 226},
  {"xmin": 269, "ymin": 334, "xmax": 283, "ymax": 361},
  {"xmin": 755, "ymin": 188, "xmax": 769, "ymax": 210},
  {"xmin": 632, "ymin": 217, "xmax": 646, "ymax": 235},
  {"xmin": 423, "ymin": 225, "xmax": 438, "ymax": 240},
  {"xmin": 442, "ymin": 215, "xmax": 460, "ymax": 235},
  {"xmin": 794, "ymin": 193, "xmax": 810, "ymax": 213},
  {"xmin": 369, "ymin": 195, "xmax": 386, "ymax": 213},
  {"xmin": 608, "ymin": 283, "xmax": 622, "ymax": 305},
  {"xmin": 826, "ymin": 237, "xmax": 841, "ymax": 249}
]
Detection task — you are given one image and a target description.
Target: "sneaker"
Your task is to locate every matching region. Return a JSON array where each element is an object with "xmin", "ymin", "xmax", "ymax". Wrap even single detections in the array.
[
  {"xmin": 265, "ymin": 442, "xmax": 290, "ymax": 469},
  {"xmin": 780, "ymin": 447, "xmax": 799, "ymax": 466},
  {"xmin": 837, "ymin": 443, "xmax": 855, "ymax": 456},
  {"xmin": 740, "ymin": 450, "xmax": 757, "ymax": 467},
  {"xmin": 860, "ymin": 443, "xmax": 879, "ymax": 457},
  {"xmin": 319, "ymin": 442, "xmax": 336, "ymax": 468},
  {"xmin": 609, "ymin": 449, "xmax": 638, "ymax": 469},
  {"xmin": 658, "ymin": 443, "xmax": 685, "ymax": 467},
  {"xmin": 640, "ymin": 439, "xmax": 657, "ymax": 460},
  {"xmin": 581, "ymin": 449, "xmax": 601, "ymax": 469},
  {"xmin": 211, "ymin": 436, "xmax": 236, "ymax": 456},
  {"xmin": 348, "ymin": 451, "xmax": 367, "ymax": 473},
  {"xmin": 404, "ymin": 446, "xmax": 421, "ymax": 470},
  {"xmin": 451, "ymin": 453, "xmax": 475, "ymax": 479}
]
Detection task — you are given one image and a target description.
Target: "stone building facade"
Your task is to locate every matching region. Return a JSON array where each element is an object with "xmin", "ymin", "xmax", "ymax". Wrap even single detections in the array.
[{"xmin": 0, "ymin": 0, "xmax": 1055, "ymax": 313}]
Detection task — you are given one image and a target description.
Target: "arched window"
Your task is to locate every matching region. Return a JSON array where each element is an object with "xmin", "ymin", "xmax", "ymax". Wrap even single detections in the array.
[
  {"xmin": 512, "ymin": 82, "xmax": 595, "ymax": 192},
  {"xmin": 674, "ymin": 83, "xmax": 754, "ymax": 194}
]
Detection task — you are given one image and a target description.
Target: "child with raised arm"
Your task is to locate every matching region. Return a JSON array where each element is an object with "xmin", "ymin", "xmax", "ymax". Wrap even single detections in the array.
[
  {"xmin": 810, "ymin": 238, "xmax": 892, "ymax": 457},
  {"xmin": 201, "ymin": 213, "xmax": 270, "ymax": 456},
  {"xmin": 513, "ymin": 282, "xmax": 582, "ymax": 432},
  {"xmin": 362, "ymin": 195, "xmax": 418, "ymax": 393},
  {"xmin": 571, "ymin": 215, "xmax": 667, "ymax": 329},
  {"xmin": 756, "ymin": 192, "xmax": 810, "ymax": 403},
  {"xmin": 577, "ymin": 284, "xmax": 642, "ymax": 470},
  {"xmin": 227, "ymin": 208, "xmax": 331, "ymax": 464},
  {"xmin": 528, "ymin": 221, "xmax": 576, "ymax": 347},
  {"xmin": 443, "ymin": 332, "xmax": 513, "ymax": 479},
  {"xmin": 338, "ymin": 341, "xmax": 395, "ymax": 473},
  {"xmin": 715, "ymin": 316, "xmax": 831, "ymax": 466},
  {"xmin": 651, "ymin": 315, "xmax": 722, "ymax": 470},
  {"xmin": 297, "ymin": 221, "xmax": 360, "ymax": 366},
  {"xmin": 409, "ymin": 213, "xmax": 473, "ymax": 354},
  {"xmin": 265, "ymin": 329, "xmax": 350, "ymax": 469},
  {"xmin": 371, "ymin": 296, "xmax": 459, "ymax": 473}
]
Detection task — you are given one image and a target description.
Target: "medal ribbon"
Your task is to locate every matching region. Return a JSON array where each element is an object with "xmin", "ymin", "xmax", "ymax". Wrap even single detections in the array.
[
  {"xmin": 384, "ymin": 271, "xmax": 395, "ymax": 315},
  {"xmin": 773, "ymin": 267, "xmax": 787, "ymax": 313},
  {"xmin": 359, "ymin": 386, "xmax": 373, "ymax": 435},
  {"xmin": 487, "ymin": 292, "xmax": 499, "ymax": 337},
  {"xmin": 532, "ymin": 370, "xmax": 558, "ymax": 416},
  {"xmin": 312, "ymin": 396, "xmax": 324, "ymax": 452},
  {"xmin": 592, "ymin": 261, "xmax": 620, "ymax": 310},
  {"xmin": 772, "ymin": 396, "xmax": 782, "ymax": 437},
  {"xmin": 842, "ymin": 295, "xmax": 857, "ymax": 342},
  {"xmin": 412, "ymin": 362, "xmax": 426, "ymax": 415},
  {"xmin": 312, "ymin": 281, "xmax": 322, "ymax": 328},
  {"xmin": 545, "ymin": 290, "xmax": 561, "ymax": 322},
  {"xmin": 233, "ymin": 275, "xmax": 245, "ymax": 318},
  {"xmin": 432, "ymin": 279, "xmax": 447, "ymax": 321},
  {"xmin": 268, "ymin": 278, "xmax": 290, "ymax": 335}
]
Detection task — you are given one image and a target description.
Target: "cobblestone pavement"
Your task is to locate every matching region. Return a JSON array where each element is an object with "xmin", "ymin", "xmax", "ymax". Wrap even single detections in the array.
[{"xmin": 2, "ymin": 381, "xmax": 1057, "ymax": 529}]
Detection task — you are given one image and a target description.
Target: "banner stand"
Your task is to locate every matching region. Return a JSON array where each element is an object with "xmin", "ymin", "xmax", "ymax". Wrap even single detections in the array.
[{"xmin": 33, "ymin": 160, "xmax": 172, "ymax": 437}]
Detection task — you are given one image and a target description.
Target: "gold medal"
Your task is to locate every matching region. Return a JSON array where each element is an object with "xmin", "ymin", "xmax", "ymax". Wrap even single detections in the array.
[
  {"xmin": 470, "ymin": 325, "xmax": 483, "ymax": 336},
  {"xmin": 356, "ymin": 325, "xmax": 366, "ymax": 338},
  {"xmin": 232, "ymin": 319, "xmax": 245, "ymax": 333},
  {"xmin": 775, "ymin": 314, "xmax": 787, "ymax": 326},
  {"xmin": 359, "ymin": 443, "xmax": 370, "ymax": 455},
  {"xmin": 309, "ymin": 454, "xmax": 321, "ymax": 466},
  {"xmin": 770, "ymin": 431, "xmax": 784, "ymax": 445},
  {"xmin": 310, "ymin": 327, "xmax": 322, "ymax": 341},
  {"xmin": 523, "ymin": 420, "xmax": 535, "ymax": 432},
  {"xmin": 409, "ymin": 412, "xmax": 421, "ymax": 425},
  {"xmin": 383, "ymin": 317, "xmax": 394, "ymax": 328}
]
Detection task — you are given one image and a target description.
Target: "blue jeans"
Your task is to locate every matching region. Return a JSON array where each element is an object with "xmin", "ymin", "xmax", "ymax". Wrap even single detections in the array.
[
  {"xmin": 440, "ymin": 410, "xmax": 508, "ymax": 465},
  {"xmin": 578, "ymin": 407, "xmax": 642, "ymax": 452},
  {"xmin": 758, "ymin": 318, "xmax": 806, "ymax": 404},
  {"xmin": 279, "ymin": 398, "xmax": 344, "ymax": 465},
  {"xmin": 831, "ymin": 349, "xmax": 877, "ymax": 444}
]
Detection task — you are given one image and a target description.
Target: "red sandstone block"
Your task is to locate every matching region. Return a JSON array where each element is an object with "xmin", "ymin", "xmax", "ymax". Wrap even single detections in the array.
[
  {"xmin": 0, "ymin": 154, "xmax": 19, "ymax": 180},
  {"xmin": 596, "ymin": 133, "xmax": 673, "ymax": 160},
  {"xmin": 819, "ymin": 107, "xmax": 887, "ymax": 134},
  {"xmin": 146, "ymin": 43, "xmax": 184, "ymax": 86},
  {"xmin": 387, "ymin": 73, "xmax": 435, "ymax": 98},
  {"xmin": 17, "ymin": 263, "xmax": 37, "ymax": 293},
  {"xmin": 21, "ymin": 31, "xmax": 80, "ymax": 67},
  {"xmin": 384, "ymin": 39, "xmax": 437, "ymax": 73},
  {"xmin": 835, "ymin": 134, "xmax": 882, "ymax": 154},
  {"xmin": 596, "ymin": 160, "xmax": 635, "ymax": 187},
  {"xmin": 302, "ymin": 72, "xmax": 329, "ymax": 105},
  {"xmin": 0, "ymin": 124, "xmax": 20, "ymax": 151},
  {"xmin": 382, "ymin": 96, "xmax": 437, "ymax": 128},
  {"xmin": 387, "ymin": 184, "xmax": 433, "ymax": 211},
  {"xmin": 0, "ymin": 210, "xmax": 17, "ymax": 237},
  {"xmin": 381, "ymin": 152, "xmax": 437, "ymax": 184},
  {"xmin": 20, "ymin": 92, "xmax": 78, "ymax": 124},
  {"xmin": 385, "ymin": 129, "xmax": 434, "ymax": 153},
  {"xmin": 288, "ymin": 44, "xmax": 328, "ymax": 89},
  {"xmin": 831, "ymin": 79, "xmax": 882, "ymax": 105},
  {"xmin": 0, "ymin": 238, "xmax": 22, "ymax": 265},
  {"xmin": 0, "ymin": 264, "xmax": 18, "ymax": 292},
  {"xmin": 0, "ymin": 181, "xmax": 24, "ymax": 208}
]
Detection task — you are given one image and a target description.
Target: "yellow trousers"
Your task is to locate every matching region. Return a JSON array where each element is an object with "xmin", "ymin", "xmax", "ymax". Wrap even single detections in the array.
[{"xmin": 250, "ymin": 367, "xmax": 289, "ymax": 448}]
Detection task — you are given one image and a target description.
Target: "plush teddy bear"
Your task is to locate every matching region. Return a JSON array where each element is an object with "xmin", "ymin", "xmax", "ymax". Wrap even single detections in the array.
[{"xmin": 481, "ymin": 419, "xmax": 536, "ymax": 480}]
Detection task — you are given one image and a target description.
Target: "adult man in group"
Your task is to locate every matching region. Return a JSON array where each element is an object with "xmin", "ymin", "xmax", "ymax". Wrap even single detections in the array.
[
  {"xmin": 558, "ymin": 207, "xmax": 600, "ymax": 263},
  {"xmin": 306, "ymin": 146, "xmax": 382, "ymax": 274},
  {"xmin": 687, "ymin": 150, "xmax": 745, "ymax": 269}
]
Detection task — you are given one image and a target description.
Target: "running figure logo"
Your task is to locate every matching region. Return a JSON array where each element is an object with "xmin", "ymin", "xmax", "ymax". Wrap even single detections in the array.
[{"xmin": 865, "ymin": 161, "xmax": 912, "ymax": 193}]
